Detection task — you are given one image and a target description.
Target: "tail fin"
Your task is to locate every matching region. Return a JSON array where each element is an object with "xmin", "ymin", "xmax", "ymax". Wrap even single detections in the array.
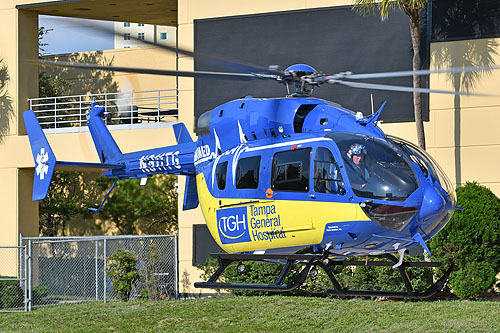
[
  {"xmin": 173, "ymin": 123, "xmax": 193, "ymax": 144},
  {"xmin": 87, "ymin": 103, "xmax": 123, "ymax": 163},
  {"xmin": 23, "ymin": 110, "xmax": 124, "ymax": 201},
  {"xmin": 23, "ymin": 110, "xmax": 57, "ymax": 201}
]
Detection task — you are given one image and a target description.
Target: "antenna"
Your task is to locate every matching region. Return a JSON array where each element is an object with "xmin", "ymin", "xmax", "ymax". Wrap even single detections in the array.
[{"xmin": 370, "ymin": 94, "xmax": 374, "ymax": 114}]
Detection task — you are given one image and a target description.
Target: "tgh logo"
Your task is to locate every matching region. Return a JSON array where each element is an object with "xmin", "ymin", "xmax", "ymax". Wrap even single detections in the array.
[{"xmin": 217, "ymin": 207, "xmax": 251, "ymax": 244}]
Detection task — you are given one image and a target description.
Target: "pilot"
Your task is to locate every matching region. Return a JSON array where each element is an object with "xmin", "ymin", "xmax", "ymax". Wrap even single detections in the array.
[{"xmin": 346, "ymin": 143, "xmax": 370, "ymax": 189}]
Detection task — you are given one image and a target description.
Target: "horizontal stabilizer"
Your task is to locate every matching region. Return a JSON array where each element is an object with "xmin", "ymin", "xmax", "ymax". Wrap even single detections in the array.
[{"xmin": 56, "ymin": 161, "xmax": 123, "ymax": 170}]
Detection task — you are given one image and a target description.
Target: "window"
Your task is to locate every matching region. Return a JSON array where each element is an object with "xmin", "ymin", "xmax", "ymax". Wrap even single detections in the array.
[
  {"xmin": 123, "ymin": 33, "xmax": 130, "ymax": 40},
  {"xmin": 160, "ymin": 32, "xmax": 168, "ymax": 40},
  {"xmin": 216, "ymin": 161, "xmax": 228, "ymax": 190},
  {"xmin": 271, "ymin": 148, "xmax": 311, "ymax": 192},
  {"xmin": 314, "ymin": 147, "xmax": 345, "ymax": 195},
  {"xmin": 138, "ymin": 23, "xmax": 145, "ymax": 27},
  {"xmin": 124, "ymin": 22, "xmax": 130, "ymax": 27},
  {"xmin": 138, "ymin": 32, "xmax": 145, "ymax": 40},
  {"xmin": 236, "ymin": 156, "xmax": 261, "ymax": 189},
  {"xmin": 327, "ymin": 132, "xmax": 418, "ymax": 201},
  {"xmin": 123, "ymin": 46, "xmax": 130, "ymax": 49}
]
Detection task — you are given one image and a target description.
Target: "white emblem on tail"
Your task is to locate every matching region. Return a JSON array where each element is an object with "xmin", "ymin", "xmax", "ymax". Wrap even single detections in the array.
[{"xmin": 36, "ymin": 148, "xmax": 49, "ymax": 180}]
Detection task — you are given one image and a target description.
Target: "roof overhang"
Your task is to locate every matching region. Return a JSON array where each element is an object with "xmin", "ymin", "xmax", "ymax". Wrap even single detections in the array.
[{"xmin": 17, "ymin": 0, "xmax": 178, "ymax": 26}]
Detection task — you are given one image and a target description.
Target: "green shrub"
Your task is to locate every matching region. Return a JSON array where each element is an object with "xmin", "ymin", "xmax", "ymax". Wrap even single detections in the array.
[
  {"xmin": 338, "ymin": 256, "xmax": 433, "ymax": 293},
  {"xmin": 107, "ymin": 249, "xmax": 139, "ymax": 301},
  {"xmin": 32, "ymin": 286, "xmax": 49, "ymax": 305},
  {"xmin": 430, "ymin": 181, "xmax": 500, "ymax": 299},
  {"xmin": 0, "ymin": 278, "xmax": 23, "ymax": 309}
]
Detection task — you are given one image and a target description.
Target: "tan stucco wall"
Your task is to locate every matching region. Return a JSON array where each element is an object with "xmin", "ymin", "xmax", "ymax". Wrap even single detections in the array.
[{"xmin": 0, "ymin": 3, "xmax": 39, "ymax": 277}]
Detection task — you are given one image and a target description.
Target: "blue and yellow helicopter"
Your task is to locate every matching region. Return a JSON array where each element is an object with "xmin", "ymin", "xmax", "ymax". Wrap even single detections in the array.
[{"xmin": 26, "ymin": 48, "xmax": 494, "ymax": 298}]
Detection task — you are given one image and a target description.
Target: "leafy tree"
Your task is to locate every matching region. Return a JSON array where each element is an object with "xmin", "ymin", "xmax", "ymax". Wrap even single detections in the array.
[
  {"xmin": 96, "ymin": 175, "xmax": 178, "ymax": 235},
  {"xmin": 38, "ymin": 171, "xmax": 95, "ymax": 236},
  {"xmin": 353, "ymin": 0, "xmax": 427, "ymax": 149},
  {"xmin": 430, "ymin": 182, "xmax": 500, "ymax": 299}
]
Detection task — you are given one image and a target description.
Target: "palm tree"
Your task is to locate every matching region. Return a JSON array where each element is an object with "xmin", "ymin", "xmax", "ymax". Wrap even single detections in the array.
[{"xmin": 353, "ymin": 0, "xmax": 427, "ymax": 149}]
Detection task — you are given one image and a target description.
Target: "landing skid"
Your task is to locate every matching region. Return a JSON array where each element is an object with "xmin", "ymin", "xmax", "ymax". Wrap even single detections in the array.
[{"xmin": 194, "ymin": 253, "xmax": 453, "ymax": 300}]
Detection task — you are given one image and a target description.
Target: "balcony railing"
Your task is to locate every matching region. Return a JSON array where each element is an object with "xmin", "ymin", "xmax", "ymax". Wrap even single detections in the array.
[{"xmin": 28, "ymin": 89, "xmax": 178, "ymax": 131}]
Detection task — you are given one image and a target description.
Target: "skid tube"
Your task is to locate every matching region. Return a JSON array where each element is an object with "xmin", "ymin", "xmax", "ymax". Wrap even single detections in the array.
[{"xmin": 194, "ymin": 252, "xmax": 453, "ymax": 299}]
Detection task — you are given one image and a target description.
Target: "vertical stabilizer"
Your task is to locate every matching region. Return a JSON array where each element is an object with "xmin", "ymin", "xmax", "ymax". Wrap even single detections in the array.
[
  {"xmin": 23, "ymin": 110, "xmax": 57, "ymax": 201},
  {"xmin": 87, "ymin": 103, "xmax": 123, "ymax": 163}
]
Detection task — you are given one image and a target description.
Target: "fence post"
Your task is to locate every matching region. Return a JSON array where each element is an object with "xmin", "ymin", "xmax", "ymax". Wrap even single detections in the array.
[
  {"xmin": 95, "ymin": 240, "xmax": 99, "ymax": 301},
  {"xmin": 28, "ymin": 240, "xmax": 32, "ymax": 311},
  {"xmin": 174, "ymin": 234, "xmax": 178, "ymax": 299},
  {"xmin": 103, "ymin": 238, "xmax": 107, "ymax": 303},
  {"xmin": 19, "ymin": 233, "xmax": 22, "ymax": 288},
  {"xmin": 24, "ymin": 247, "xmax": 28, "ymax": 312}
]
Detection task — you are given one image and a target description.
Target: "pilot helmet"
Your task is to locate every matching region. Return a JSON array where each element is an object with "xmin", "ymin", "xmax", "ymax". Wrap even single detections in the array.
[{"xmin": 347, "ymin": 143, "xmax": 367, "ymax": 159}]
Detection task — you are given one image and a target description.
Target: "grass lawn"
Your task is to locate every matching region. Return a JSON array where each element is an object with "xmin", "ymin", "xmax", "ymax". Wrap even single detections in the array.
[{"xmin": 1, "ymin": 296, "xmax": 499, "ymax": 332}]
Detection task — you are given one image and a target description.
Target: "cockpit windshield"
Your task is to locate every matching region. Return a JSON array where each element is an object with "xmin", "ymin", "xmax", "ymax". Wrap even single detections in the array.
[
  {"xmin": 326, "ymin": 132, "xmax": 419, "ymax": 201},
  {"xmin": 387, "ymin": 135, "xmax": 456, "ymax": 205}
]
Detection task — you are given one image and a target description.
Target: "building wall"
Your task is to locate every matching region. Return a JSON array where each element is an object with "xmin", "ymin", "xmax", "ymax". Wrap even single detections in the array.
[{"xmin": 114, "ymin": 22, "xmax": 176, "ymax": 49}]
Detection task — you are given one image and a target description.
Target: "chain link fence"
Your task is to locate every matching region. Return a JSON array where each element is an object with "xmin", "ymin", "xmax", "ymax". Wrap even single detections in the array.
[
  {"xmin": 0, "ymin": 245, "xmax": 28, "ymax": 312},
  {"xmin": 20, "ymin": 235, "xmax": 177, "ymax": 310}
]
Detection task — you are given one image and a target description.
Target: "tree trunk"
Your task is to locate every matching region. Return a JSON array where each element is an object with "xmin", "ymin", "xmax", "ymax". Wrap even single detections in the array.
[{"xmin": 409, "ymin": 14, "xmax": 426, "ymax": 150}]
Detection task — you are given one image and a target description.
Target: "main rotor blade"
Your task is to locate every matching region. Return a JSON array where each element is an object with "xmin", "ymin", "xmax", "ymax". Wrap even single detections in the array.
[
  {"xmin": 40, "ymin": 16, "xmax": 280, "ymax": 75},
  {"xmin": 30, "ymin": 59, "xmax": 279, "ymax": 80},
  {"xmin": 337, "ymin": 65, "xmax": 500, "ymax": 80},
  {"xmin": 330, "ymin": 79, "xmax": 495, "ymax": 96}
]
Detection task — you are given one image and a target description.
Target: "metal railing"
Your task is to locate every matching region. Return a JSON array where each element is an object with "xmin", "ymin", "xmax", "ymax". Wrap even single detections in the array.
[{"xmin": 28, "ymin": 89, "xmax": 178, "ymax": 130}]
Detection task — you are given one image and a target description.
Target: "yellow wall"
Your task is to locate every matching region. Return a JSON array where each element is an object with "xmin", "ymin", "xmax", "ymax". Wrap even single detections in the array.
[{"xmin": 0, "ymin": 3, "xmax": 39, "ymax": 276}]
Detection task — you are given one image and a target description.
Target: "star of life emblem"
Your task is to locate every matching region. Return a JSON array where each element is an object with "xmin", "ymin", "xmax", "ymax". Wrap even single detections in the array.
[{"xmin": 36, "ymin": 147, "xmax": 49, "ymax": 180}]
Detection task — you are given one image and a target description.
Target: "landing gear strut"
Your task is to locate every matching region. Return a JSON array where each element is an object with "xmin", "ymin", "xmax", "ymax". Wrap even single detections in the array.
[{"xmin": 194, "ymin": 252, "xmax": 452, "ymax": 300}]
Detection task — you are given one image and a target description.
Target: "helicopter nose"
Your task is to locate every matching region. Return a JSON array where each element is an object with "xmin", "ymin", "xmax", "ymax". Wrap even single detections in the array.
[{"xmin": 418, "ymin": 185, "xmax": 445, "ymax": 222}]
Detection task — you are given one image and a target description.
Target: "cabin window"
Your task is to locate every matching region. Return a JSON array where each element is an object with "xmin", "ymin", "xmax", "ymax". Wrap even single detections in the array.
[
  {"xmin": 271, "ymin": 148, "xmax": 311, "ymax": 192},
  {"xmin": 314, "ymin": 148, "xmax": 345, "ymax": 195},
  {"xmin": 216, "ymin": 161, "xmax": 228, "ymax": 190},
  {"xmin": 236, "ymin": 156, "xmax": 261, "ymax": 189}
]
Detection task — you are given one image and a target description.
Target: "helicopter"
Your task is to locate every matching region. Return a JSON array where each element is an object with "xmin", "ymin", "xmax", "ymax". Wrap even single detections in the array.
[{"xmin": 24, "ymin": 39, "xmax": 498, "ymax": 299}]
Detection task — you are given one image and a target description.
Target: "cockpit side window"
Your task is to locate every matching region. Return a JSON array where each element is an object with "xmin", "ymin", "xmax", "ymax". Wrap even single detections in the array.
[
  {"xmin": 236, "ymin": 156, "xmax": 261, "ymax": 189},
  {"xmin": 271, "ymin": 148, "xmax": 311, "ymax": 192},
  {"xmin": 216, "ymin": 161, "xmax": 228, "ymax": 190},
  {"xmin": 314, "ymin": 147, "xmax": 345, "ymax": 195}
]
